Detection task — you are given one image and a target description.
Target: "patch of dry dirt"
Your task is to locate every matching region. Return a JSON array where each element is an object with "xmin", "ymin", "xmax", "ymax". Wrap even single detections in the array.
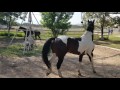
[{"xmin": 0, "ymin": 40, "xmax": 120, "ymax": 78}]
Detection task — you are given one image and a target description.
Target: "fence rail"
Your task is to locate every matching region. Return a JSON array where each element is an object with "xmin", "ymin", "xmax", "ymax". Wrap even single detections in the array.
[{"xmin": 43, "ymin": 30, "xmax": 109, "ymax": 37}]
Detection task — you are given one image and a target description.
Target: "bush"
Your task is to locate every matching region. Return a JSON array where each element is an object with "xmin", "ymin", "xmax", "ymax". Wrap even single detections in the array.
[
  {"xmin": 0, "ymin": 31, "xmax": 24, "ymax": 37},
  {"xmin": 17, "ymin": 33, "xmax": 24, "ymax": 37},
  {"xmin": 0, "ymin": 32, "xmax": 14, "ymax": 36}
]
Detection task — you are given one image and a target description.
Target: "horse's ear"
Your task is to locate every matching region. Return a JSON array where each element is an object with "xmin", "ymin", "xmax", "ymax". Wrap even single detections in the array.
[
  {"xmin": 88, "ymin": 20, "xmax": 89, "ymax": 22},
  {"xmin": 93, "ymin": 19, "xmax": 95, "ymax": 23}
]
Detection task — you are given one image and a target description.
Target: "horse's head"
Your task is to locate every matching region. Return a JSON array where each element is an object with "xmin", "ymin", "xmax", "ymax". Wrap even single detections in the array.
[
  {"xmin": 18, "ymin": 26, "xmax": 27, "ymax": 31},
  {"xmin": 87, "ymin": 20, "xmax": 95, "ymax": 33}
]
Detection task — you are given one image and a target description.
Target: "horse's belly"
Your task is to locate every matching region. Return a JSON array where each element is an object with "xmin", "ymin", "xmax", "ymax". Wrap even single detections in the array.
[{"xmin": 68, "ymin": 49, "xmax": 80, "ymax": 55}]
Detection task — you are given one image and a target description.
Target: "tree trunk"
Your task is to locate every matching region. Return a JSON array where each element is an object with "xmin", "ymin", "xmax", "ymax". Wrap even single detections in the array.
[
  {"xmin": 51, "ymin": 29, "xmax": 58, "ymax": 38},
  {"xmin": 8, "ymin": 22, "xmax": 11, "ymax": 37},
  {"xmin": 8, "ymin": 16, "xmax": 12, "ymax": 37},
  {"xmin": 101, "ymin": 14, "xmax": 105, "ymax": 40},
  {"xmin": 101, "ymin": 25, "xmax": 104, "ymax": 40}
]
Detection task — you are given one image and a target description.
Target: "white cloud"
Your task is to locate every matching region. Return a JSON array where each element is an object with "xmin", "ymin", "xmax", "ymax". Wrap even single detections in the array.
[
  {"xmin": 69, "ymin": 12, "xmax": 82, "ymax": 25},
  {"xmin": 16, "ymin": 12, "xmax": 41, "ymax": 24},
  {"xmin": 110, "ymin": 14, "xmax": 120, "ymax": 17}
]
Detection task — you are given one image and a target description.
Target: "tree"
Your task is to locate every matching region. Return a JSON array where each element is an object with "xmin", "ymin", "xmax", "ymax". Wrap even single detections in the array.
[
  {"xmin": 3, "ymin": 12, "xmax": 23, "ymax": 36},
  {"xmin": 0, "ymin": 12, "xmax": 23, "ymax": 36},
  {"xmin": 112, "ymin": 16, "xmax": 120, "ymax": 32},
  {"xmin": 0, "ymin": 12, "xmax": 7, "ymax": 25},
  {"xmin": 112, "ymin": 16, "xmax": 120, "ymax": 25},
  {"xmin": 41, "ymin": 12, "xmax": 74, "ymax": 37},
  {"xmin": 82, "ymin": 12, "xmax": 112, "ymax": 40}
]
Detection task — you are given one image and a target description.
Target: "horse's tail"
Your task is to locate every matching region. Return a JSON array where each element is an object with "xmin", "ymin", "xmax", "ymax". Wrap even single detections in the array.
[{"xmin": 42, "ymin": 37, "xmax": 55, "ymax": 69}]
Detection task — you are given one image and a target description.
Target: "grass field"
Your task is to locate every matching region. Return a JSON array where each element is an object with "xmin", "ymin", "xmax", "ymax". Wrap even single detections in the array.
[
  {"xmin": 0, "ymin": 29, "xmax": 119, "ymax": 57},
  {"xmin": 0, "ymin": 42, "xmax": 43, "ymax": 57},
  {"xmin": 94, "ymin": 34, "xmax": 120, "ymax": 49}
]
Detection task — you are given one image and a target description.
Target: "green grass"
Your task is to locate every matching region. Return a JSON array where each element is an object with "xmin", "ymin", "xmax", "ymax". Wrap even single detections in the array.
[
  {"xmin": 41, "ymin": 31, "xmax": 52, "ymax": 40},
  {"xmin": 107, "ymin": 34, "xmax": 120, "ymax": 49},
  {"xmin": 94, "ymin": 34, "xmax": 120, "ymax": 49},
  {"xmin": 0, "ymin": 31, "xmax": 24, "ymax": 37},
  {"xmin": 0, "ymin": 43, "xmax": 43, "ymax": 57},
  {"xmin": 0, "ymin": 30, "xmax": 119, "ymax": 57},
  {"xmin": 109, "ymin": 34, "xmax": 120, "ymax": 41}
]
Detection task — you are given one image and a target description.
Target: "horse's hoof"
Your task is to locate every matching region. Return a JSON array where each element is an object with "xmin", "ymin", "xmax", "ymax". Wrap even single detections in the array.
[
  {"xmin": 46, "ymin": 72, "xmax": 50, "ymax": 76},
  {"xmin": 78, "ymin": 73, "xmax": 81, "ymax": 76},
  {"xmin": 78, "ymin": 74, "xmax": 83, "ymax": 77},
  {"xmin": 46, "ymin": 69, "xmax": 52, "ymax": 76},
  {"xmin": 46, "ymin": 71, "xmax": 51, "ymax": 76},
  {"xmin": 59, "ymin": 75, "xmax": 63, "ymax": 78},
  {"xmin": 93, "ymin": 70, "xmax": 96, "ymax": 73},
  {"xmin": 78, "ymin": 70, "xmax": 83, "ymax": 76}
]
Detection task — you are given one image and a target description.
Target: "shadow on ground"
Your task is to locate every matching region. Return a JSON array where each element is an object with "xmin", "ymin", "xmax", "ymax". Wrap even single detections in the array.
[{"xmin": 0, "ymin": 53, "xmax": 120, "ymax": 78}]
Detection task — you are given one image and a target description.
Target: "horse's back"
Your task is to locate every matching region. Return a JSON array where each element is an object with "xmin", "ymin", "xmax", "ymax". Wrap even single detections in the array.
[
  {"xmin": 57, "ymin": 35, "xmax": 68, "ymax": 45},
  {"xmin": 35, "ymin": 31, "xmax": 41, "ymax": 35}
]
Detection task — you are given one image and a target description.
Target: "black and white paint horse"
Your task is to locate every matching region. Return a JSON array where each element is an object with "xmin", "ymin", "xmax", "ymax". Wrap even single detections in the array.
[
  {"xmin": 42, "ymin": 20, "xmax": 96, "ymax": 78},
  {"xmin": 18, "ymin": 26, "xmax": 41, "ymax": 40}
]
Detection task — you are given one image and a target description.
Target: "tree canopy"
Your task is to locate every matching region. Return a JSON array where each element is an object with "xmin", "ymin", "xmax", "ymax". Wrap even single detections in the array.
[
  {"xmin": 82, "ymin": 12, "xmax": 114, "ymax": 40},
  {"xmin": 0, "ymin": 12, "xmax": 24, "ymax": 36},
  {"xmin": 41, "ymin": 12, "xmax": 74, "ymax": 37}
]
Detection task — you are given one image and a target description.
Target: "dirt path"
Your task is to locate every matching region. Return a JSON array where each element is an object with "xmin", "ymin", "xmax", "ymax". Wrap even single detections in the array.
[{"xmin": 0, "ymin": 40, "xmax": 120, "ymax": 78}]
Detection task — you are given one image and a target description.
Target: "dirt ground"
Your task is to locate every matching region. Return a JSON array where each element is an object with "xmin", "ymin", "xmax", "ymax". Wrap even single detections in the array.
[{"xmin": 0, "ymin": 40, "xmax": 120, "ymax": 78}]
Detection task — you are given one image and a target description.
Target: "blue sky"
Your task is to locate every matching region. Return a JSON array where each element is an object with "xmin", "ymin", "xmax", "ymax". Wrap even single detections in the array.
[{"xmin": 17, "ymin": 12, "xmax": 82, "ymax": 25}]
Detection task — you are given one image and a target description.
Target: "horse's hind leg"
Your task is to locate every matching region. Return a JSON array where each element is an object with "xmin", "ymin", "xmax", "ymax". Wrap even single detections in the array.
[
  {"xmin": 56, "ymin": 54, "xmax": 66, "ymax": 78},
  {"xmin": 57, "ymin": 57, "xmax": 64, "ymax": 78},
  {"xmin": 38, "ymin": 35, "xmax": 41, "ymax": 40},
  {"xmin": 50, "ymin": 53, "xmax": 56, "ymax": 71},
  {"xmin": 46, "ymin": 68, "xmax": 52, "ymax": 76},
  {"xmin": 87, "ymin": 52, "xmax": 96, "ymax": 73},
  {"xmin": 46, "ymin": 53, "xmax": 57, "ymax": 76}
]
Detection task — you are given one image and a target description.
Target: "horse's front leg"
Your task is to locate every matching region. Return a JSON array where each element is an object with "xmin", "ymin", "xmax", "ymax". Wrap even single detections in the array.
[
  {"xmin": 87, "ymin": 52, "xmax": 96, "ymax": 73},
  {"xmin": 78, "ymin": 53, "xmax": 84, "ymax": 77}
]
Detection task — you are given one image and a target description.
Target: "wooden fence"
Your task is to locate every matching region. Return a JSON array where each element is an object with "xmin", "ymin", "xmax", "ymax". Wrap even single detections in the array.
[
  {"xmin": 43, "ymin": 30, "xmax": 109, "ymax": 38},
  {"xmin": 94, "ymin": 31, "xmax": 109, "ymax": 39}
]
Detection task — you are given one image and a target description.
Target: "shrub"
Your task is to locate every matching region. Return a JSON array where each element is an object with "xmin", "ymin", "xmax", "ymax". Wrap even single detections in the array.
[
  {"xmin": 0, "ymin": 32, "xmax": 14, "ymax": 36},
  {"xmin": 17, "ymin": 33, "xmax": 24, "ymax": 37}
]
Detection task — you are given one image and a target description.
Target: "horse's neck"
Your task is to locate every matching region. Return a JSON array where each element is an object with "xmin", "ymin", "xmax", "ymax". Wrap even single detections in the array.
[{"xmin": 81, "ymin": 31, "xmax": 92, "ymax": 41}]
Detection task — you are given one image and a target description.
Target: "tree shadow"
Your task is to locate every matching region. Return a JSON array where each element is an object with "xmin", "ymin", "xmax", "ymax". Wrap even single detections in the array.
[
  {"xmin": 94, "ymin": 53, "xmax": 120, "ymax": 60},
  {"xmin": 0, "ymin": 53, "xmax": 120, "ymax": 78},
  {"xmin": 0, "ymin": 56, "xmax": 46, "ymax": 78},
  {"xmin": 94, "ymin": 40, "xmax": 120, "ymax": 45},
  {"xmin": 109, "ymin": 40, "xmax": 120, "ymax": 44},
  {"xmin": 94, "ymin": 41, "xmax": 111, "ymax": 45},
  {"xmin": 55, "ymin": 55, "xmax": 120, "ymax": 78}
]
